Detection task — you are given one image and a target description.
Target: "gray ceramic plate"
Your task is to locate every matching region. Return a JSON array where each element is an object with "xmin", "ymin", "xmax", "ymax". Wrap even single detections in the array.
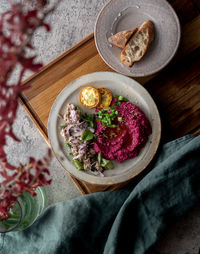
[
  {"xmin": 48, "ymin": 72, "xmax": 161, "ymax": 185},
  {"xmin": 94, "ymin": 0, "xmax": 181, "ymax": 77}
]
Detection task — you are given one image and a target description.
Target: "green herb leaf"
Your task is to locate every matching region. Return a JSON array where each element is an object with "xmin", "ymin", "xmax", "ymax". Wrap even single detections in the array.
[
  {"xmin": 73, "ymin": 159, "xmax": 83, "ymax": 170},
  {"xmin": 118, "ymin": 95, "xmax": 128, "ymax": 102},
  {"xmin": 97, "ymin": 107, "xmax": 119, "ymax": 128},
  {"xmin": 114, "ymin": 94, "xmax": 128, "ymax": 102},
  {"xmin": 98, "ymin": 153, "xmax": 102, "ymax": 164},
  {"xmin": 81, "ymin": 129, "xmax": 94, "ymax": 141},
  {"xmin": 81, "ymin": 113, "xmax": 94, "ymax": 128},
  {"xmin": 69, "ymin": 152, "xmax": 74, "ymax": 156},
  {"xmin": 75, "ymin": 105, "xmax": 80, "ymax": 110},
  {"xmin": 100, "ymin": 158, "xmax": 108, "ymax": 167},
  {"xmin": 104, "ymin": 161, "xmax": 114, "ymax": 169},
  {"xmin": 100, "ymin": 158, "xmax": 114, "ymax": 169},
  {"xmin": 64, "ymin": 142, "xmax": 72, "ymax": 149},
  {"xmin": 60, "ymin": 125, "xmax": 66, "ymax": 129},
  {"xmin": 107, "ymin": 124, "xmax": 116, "ymax": 128}
]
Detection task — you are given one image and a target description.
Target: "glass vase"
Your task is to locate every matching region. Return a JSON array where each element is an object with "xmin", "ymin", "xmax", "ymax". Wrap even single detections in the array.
[{"xmin": 0, "ymin": 186, "xmax": 46, "ymax": 233}]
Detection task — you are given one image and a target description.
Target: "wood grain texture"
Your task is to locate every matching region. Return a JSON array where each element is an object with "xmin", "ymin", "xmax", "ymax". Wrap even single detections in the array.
[
  {"xmin": 146, "ymin": 47, "xmax": 200, "ymax": 139},
  {"xmin": 169, "ymin": 0, "xmax": 199, "ymax": 24},
  {"xmin": 192, "ymin": 0, "xmax": 200, "ymax": 12},
  {"xmin": 20, "ymin": 2, "xmax": 200, "ymax": 194}
]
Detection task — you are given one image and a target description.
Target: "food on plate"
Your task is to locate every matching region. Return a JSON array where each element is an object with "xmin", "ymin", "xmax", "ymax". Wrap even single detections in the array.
[
  {"xmin": 108, "ymin": 20, "xmax": 155, "ymax": 67},
  {"xmin": 97, "ymin": 87, "xmax": 112, "ymax": 109},
  {"xmin": 80, "ymin": 86, "xmax": 101, "ymax": 108},
  {"xmin": 94, "ymin": 96, "xmax": 152, "ymax": 163},
  {"xmin": 108, "ymin": 28, "xmax": 138, "ymax": 49},
  {"xmin": 60, "ymin": 88, "xmax": 152, "ymax": 176},
  {"xmin": 60, "ymin": 103, "xmax": 114, "ymax": 176},
  {"xmin": 120, "ymin": 20, "xmax": 154, "ymax": 67}
]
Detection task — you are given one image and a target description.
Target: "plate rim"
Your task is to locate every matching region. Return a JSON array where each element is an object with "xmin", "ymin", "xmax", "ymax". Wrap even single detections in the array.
[
  {"xmin": 48, "ymin": 71, "xmax": 161, "ymax": 185},
  {"xmin": 94, "ymin": 0, "xmax": 181, "ymax": 77}
]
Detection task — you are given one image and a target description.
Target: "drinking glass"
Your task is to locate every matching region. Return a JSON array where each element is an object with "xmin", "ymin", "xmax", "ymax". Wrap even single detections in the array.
[{"xmin": 0, "ymin": 186, "xmax": 46, "ymax": 233}]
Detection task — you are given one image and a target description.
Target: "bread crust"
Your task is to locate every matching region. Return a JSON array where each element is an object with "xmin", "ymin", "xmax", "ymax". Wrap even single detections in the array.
[
  {"xmin": 108, "ymin": 28, "xmax": 138, "ymax": 49},
  {"xmin": 120, "ymin": 20, "xmax": 154, "ymax": 67},
  {"xmin": 140, "ymin": 20, "xmax": 154, "ymax": 43}
]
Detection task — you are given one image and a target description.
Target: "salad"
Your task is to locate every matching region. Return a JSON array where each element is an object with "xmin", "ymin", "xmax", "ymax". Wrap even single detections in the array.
[{"xmin": 60, "ymin": 87, "xmax": 152, "ymax": 176}]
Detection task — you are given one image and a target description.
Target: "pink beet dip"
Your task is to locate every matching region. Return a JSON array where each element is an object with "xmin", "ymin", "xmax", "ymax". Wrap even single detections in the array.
[{"xmin": 93, "ymin": 102, "xmax": 152, "ymax": 163}]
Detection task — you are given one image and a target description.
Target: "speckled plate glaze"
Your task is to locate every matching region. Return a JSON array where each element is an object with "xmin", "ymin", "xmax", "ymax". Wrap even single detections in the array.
[
  {"xmin": 48, "ymin": 72, "xmax": 161, "ymax": 185},
  {"xmin": 94, "ymin": 0, "xmax": 181, "ymax": 77}
]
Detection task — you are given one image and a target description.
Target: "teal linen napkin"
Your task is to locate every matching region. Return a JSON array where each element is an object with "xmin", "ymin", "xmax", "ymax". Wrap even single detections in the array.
[{"xmin": 1, "ymin": 135, "xmax": 200, "ymax": 254}]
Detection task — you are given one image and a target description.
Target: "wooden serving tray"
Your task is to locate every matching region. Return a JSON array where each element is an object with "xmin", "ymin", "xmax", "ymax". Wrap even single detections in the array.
[{"xmin": 20, "ymin": 0, "xmax": 200, "ymax": 194}]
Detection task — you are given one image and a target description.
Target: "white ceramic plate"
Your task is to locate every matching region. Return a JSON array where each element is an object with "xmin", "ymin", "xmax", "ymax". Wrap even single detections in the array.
[
  {"xmin": 48, "ymin": 72, "xmax": 161, "ymax": 185},
  {"xmin": 94, "ymin": 0, "xmax": 181, "ymax": 77}
]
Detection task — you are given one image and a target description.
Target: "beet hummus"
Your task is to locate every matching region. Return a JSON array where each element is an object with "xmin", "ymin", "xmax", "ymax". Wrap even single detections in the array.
[{"xmin": 93, "ymin": 102, "xmax": 152, "ymax": 163}]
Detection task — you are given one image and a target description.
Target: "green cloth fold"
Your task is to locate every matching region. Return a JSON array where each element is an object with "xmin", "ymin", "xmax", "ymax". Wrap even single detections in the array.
[{"xmin": 1, "ymin": 135, "xmax": 200, "ymax": 254}]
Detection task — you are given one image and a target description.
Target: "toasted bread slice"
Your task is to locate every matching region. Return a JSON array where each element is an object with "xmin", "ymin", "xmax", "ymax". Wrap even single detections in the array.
[
  {"xmin": 120, "ymin": 20, "xmax": 154, "ymax": 67},
  {"xmin": 108, "ymin": 28, "xmax": 138, "ymax": 49},
  {"xmin": 97, "ymin": 88, "xmax": 112, "ymax": 109},
  {"xmin": 80, "ymin": 87, "xmax": 101, "ymax": 108}
]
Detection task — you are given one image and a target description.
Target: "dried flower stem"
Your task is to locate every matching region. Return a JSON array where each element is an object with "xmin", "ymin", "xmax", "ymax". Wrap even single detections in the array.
[{"xmin": 0, "ymin": 0, "xmax": 59, "ymax": 220}]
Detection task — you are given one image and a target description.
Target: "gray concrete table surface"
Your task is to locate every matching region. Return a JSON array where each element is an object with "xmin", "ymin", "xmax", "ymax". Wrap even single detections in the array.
[
  {"xmin": 1, "ymin": 1, "xmax": 200, "ymax": 253},
  {"xmin": 0, "ymin": 0, "xmax": 108, "ymax": 206}
]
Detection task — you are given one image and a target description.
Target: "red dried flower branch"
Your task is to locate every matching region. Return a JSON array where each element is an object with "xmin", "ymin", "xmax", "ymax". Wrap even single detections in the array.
[
  {"xmin": 0, "ymin": 150, "xmax": 52, "ymax": 220},
  {"xmin": 0, "ymin": 0, "xmax": 59, "ymax": 220}
]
